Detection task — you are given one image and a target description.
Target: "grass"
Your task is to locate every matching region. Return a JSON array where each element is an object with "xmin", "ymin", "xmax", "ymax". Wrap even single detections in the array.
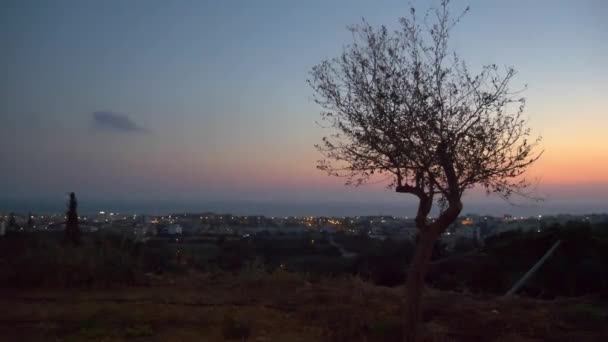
[
  {"xmin": 1, "ymin": 231, "xmax": 608, "ymax": 340},
  {"xmin": 1, "ymin": 271, "xmax": 607, "ymax": 341}
]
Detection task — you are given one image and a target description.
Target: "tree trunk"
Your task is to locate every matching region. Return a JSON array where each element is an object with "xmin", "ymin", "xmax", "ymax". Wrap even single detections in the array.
[{"xmin": 403, "ymin": 228, "xmax": 440, "ymax": 342}]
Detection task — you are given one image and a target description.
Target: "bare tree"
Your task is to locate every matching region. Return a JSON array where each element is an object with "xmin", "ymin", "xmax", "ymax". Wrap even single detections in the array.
[{"xmin": 308, "ymin": 1, "xmax": 541, "ymax": 340}]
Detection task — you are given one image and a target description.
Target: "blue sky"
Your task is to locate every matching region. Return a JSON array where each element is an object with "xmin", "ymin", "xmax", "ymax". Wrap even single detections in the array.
[{"xmin": 1, "ymin": 0, "xmax": 607, "ymax": 214}]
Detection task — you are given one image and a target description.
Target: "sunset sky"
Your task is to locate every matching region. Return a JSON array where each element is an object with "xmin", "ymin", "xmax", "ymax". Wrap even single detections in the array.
[{"xmin": 1, "ymin": 0, "xmax": 607, "ymax": 215}]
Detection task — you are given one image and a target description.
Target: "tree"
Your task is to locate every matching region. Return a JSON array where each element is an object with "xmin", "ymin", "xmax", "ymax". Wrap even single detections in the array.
[
  {"xmin": 27, "ymin": 212, "xmax": 33, "ymax": 231},
  {"xmin": 8, "ymin": 213, "xmax": 17, "ymax": 231},
  {"xmin": 308, "ymin": 1, "xmax": 541, "ymax": 340},
  {"xmin": 65, "ymin": 192, "xmax": 81, "ymax": 246}
]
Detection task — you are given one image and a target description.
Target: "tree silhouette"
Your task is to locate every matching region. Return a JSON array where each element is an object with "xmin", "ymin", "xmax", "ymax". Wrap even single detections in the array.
[
  {"xmin": 8, "ymin": 212, "xmax": 17, "ymax": 230},
  {"xmin": 308, "ymin": 1, "xmax": 541, "ymax": 340},
  {"xmin": 65, "ymin": 192, "xmax": 81, "ymax": 246},
  {"xmin": 27, "ymin": 212, "xmax": 33, "ymax": 231}
]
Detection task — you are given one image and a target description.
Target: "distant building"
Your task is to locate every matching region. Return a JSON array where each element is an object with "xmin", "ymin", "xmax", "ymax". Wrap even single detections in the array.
[
  {"xmin": 140, "ymin": 215, "xmax": 151, "ymax": 225},
  {"xmin": 458, "ymin": 225, "xmax": 481, "ymax": 240},
  {"xmin": 461, "ymin": 217, "xmax": 474, "ymax": 226},
  {"xmin": 444, "ymin": 224, "xmax": 481, "ymax": 241},
  {"xmin": 165, "ymin": 224, "xmax": 183, "ymax": 235}
]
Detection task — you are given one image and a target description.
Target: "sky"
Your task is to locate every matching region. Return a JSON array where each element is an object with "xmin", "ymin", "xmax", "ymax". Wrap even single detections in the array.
[{"xmin": 1, "ymin": 0, "xmax": 607, "ymax": 216}]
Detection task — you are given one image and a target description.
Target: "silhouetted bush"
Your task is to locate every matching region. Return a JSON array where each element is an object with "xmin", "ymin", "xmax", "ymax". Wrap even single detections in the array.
[
  {"xmin": 287, "ymin": 255, "xmax": 357, "ymax": 275},
  {"xmin": 0, "ymin": 233, "xmax": 142, "ymax": 288},
  {"xmin": 353, "ymin": 238, "xmax": 414, "ymax": 287},
  {"xmin": 428, "ymin": 222, "xmax": 608, "ymax": 297},
  {"xmin": 3, "ymin": 221, "xmax": 606, "ymax": 296},
  {"xmin": 0, "ymin": 231, "xmax": 188, "ymax": 288},
  {"xmin": 213, "ymin": 240, "xmax": 255, "ymax": 271}
]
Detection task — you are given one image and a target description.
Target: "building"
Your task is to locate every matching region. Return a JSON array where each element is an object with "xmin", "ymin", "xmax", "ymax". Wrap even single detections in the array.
[
  {"xmin": 454, "ymin": 225, "xmax": 481, "ymax": 240},
  {"xmin": 165, "ymin": 224, "xmax": 183, "ymax": 235}
]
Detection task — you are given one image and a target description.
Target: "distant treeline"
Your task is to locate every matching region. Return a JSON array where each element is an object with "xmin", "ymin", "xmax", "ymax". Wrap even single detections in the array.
[{"xmin": 1, "ymin": 221, "xmax": 607, "ymax": 298}]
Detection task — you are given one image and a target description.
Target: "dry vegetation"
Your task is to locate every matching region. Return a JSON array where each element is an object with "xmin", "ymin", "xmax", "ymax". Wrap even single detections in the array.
[{"xmin": 1, "ymin": 270, "xmax": 606, "ymax": 342}]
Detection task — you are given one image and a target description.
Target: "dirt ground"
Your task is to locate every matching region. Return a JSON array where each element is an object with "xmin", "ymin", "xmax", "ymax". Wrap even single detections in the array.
[{"xmin": 1, "ymin": 272, "xmax": 607, "ymax": 341}]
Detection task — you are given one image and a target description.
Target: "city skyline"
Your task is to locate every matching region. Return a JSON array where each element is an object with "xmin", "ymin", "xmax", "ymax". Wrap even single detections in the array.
[{"xmin": 2, "ymin": 0, "xmax": 607, "ymax": 213}]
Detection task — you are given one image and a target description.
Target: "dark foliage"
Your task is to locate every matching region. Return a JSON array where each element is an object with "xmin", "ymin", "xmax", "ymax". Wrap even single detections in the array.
[
  {"xmin": 427, "ymin": 222, "xmax": 608, "ymax": 297},
  {"xmin": 0, "ymin": 233, "xmax": 139, "ymax": 288},
  {"xmin": 65, "ymin": 192, "xmax": 81, "ymax": 246},
  {"xmin": 8, "ymin": 212, "xmax": 17, "ymax": 230}
]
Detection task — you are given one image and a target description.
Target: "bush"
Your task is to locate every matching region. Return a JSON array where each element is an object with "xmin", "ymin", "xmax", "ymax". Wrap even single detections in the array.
[
  {"xmin": 286, "ymin": 255, "xmax": 357, "ymax": 275},
  {"xmin": 428, "ymin": 222, "xmax": 608, "ymax": 296},
  {"xmin": 354, "ymin": 239, "xmax": 414, "ymax": 287},
  {"xmin": 0, "ymin": 233, "xmax": 144, "ymax": 288},
  {"xmin": 214, "ymin": 240, "xmax": 255, "ymax": 271}
]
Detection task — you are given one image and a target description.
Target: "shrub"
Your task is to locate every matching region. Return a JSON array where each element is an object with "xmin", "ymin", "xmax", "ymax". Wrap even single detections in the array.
[{"xmin": 0, "ymin": 233, "xmax": 143, "ymax": 288}]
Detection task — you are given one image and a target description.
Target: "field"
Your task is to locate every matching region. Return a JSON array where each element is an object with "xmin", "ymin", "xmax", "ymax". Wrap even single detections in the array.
[
  {"xmin": 1, "ymin": 271, "xmax": 607, "ymax": 342},
  {"xmin": 1, "ymin": 225, "xmax": 608, "ymax": 341}
]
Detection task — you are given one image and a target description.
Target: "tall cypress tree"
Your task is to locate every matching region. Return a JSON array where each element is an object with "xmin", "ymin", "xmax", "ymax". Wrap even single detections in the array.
[
  {"xmin": 65, "ymin": 192, "xmax": 81, "ymax": 246},
  {"xmin": 8, "ymin": 213, "xmax": 17, "ymax": 231},
  {"xmin": 27, "ymin": 212, "xmax": 33, "ymax": 231}
]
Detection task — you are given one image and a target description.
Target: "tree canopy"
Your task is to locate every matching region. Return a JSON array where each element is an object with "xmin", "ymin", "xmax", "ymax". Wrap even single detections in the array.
[{"xmin": 309, "ymin": 0, "xmax": 541, "ymax": 229}]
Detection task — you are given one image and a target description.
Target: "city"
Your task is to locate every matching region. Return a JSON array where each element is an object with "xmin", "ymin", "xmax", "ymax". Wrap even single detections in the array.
[{"xmin": 3, "ymin": 209, "xmax": 607, "ymax": 248}]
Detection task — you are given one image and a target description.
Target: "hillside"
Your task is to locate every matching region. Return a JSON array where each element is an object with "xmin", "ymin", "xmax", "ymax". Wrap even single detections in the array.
[{"xmin": 1, "ymin": 272, "xmax": 606, "ymax": 342}]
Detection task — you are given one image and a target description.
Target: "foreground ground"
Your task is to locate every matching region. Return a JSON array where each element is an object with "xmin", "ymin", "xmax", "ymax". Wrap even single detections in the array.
[{"xmin": 1, "ymin": 272, "xmax": 607, "ymax": 342}]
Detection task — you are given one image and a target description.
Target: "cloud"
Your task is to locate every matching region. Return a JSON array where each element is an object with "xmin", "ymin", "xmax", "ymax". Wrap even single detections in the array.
[{"xmin": 92, "ymin": 111, "xmax": 146, "ymax": 133}]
